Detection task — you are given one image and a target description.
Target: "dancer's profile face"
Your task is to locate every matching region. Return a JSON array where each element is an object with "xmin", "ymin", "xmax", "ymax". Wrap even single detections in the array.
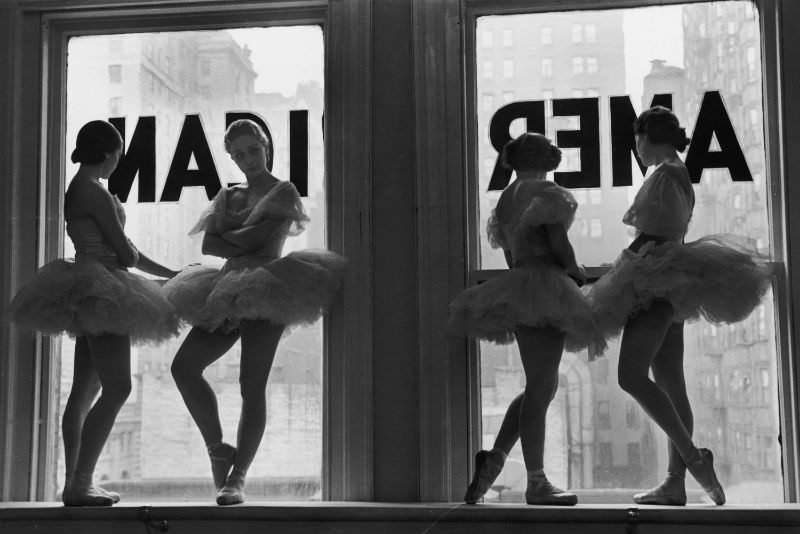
[
  {"xmin": 100, "ymin": 147, "xmax": 122, "ymax": 178},
  {"xmin": 635, "ymin": 134, "xmax": 655, "ymax": 166},
  {"xmin": 228, "ymin": 135, "xmax": 268, "ymax": 178}
]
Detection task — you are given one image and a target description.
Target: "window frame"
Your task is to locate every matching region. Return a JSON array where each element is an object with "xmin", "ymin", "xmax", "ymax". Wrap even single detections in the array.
[
  {"xmin": 462, "ymin": 0, "xmax": 799, "ymax": 502},
  {"xmin": 0, "ymin": 0, "xmax": 373, "ymax": 502}
]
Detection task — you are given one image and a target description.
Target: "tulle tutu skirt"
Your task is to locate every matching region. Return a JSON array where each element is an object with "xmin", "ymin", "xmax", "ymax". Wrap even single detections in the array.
[
  {"xmin": 163, "ymin": 248, "xmax": 347, "ymax": 333},
  {"xmin": 7, "ymin": 259, "xmax": 180, "ymax": 344},
  {"xmin": 448, "ymin": 260, "xmax": 606, "ymax": 354},
  {"xmin": 588, "ymin": 234, "xmax": 773, "ymax": 339}
]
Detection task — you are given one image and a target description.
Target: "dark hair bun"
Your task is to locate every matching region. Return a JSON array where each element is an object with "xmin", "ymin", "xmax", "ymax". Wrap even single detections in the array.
[
  {"xmin": 72, "ymin": 120, "xmax": 123, "ymax": 165},
  {"xmin": 634, "ymin": 106, "xmax": 691, "ymax": 152},
  {"xmin": 500, "ymin": 132, "xmax": 561, "ymax": 172}
]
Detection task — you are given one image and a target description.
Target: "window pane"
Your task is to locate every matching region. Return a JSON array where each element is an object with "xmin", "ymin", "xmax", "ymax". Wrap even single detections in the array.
[
  {"xmin": 58, "ymin": 27, "xmax": 325, "ymax": 501},
  {"xmin": 474, "ymin": 2, "xmax": 783, "ymax": 504},
  {"xmin": 475, "ymin": 1, "xmax": 769, "ymax": 270}
]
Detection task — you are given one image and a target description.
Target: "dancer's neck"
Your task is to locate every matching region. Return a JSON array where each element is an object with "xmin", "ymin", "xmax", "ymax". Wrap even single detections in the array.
[{"xmin": 516, "ymin": 170, "xmax": 547, "ymax": 181}]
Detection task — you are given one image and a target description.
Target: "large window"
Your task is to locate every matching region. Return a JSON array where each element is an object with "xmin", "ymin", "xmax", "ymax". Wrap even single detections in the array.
[
  {"xmin": 57, "ymin": 26, "xmax": 325, "ymax": 501},
  {"xmin": 472, "ymin": 1, "xmax": 784, "ymax": 503}
]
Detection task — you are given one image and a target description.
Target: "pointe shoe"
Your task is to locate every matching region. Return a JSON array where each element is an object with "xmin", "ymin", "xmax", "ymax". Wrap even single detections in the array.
[
  {"xmin": 464, "ymin": 450, "xmax": 505, "ymax": 504},
  {"xmin": 686, "ymin": 448, "xmax": 726, "ymax": 505},
  {"xmin": 208, "ymin": 442, "xmax": 237, "ymax": 490},
  {"xmin": 62, "ymin": 472, "xmax": 114, "ymax": 507},
  {"xmin": 94, "ymin": 486, "xmax": 121, "ymax": 504},
  {"xmin": 525, "ymin": 477, "xmax": 578, "ymax": 506},
  {"xmin": 216, "ymin": 470, "xmax": 246, "ymax": 506},
  {"xmin": 633, "ymin": 474, "xmax": 687, "ymax": 506}
]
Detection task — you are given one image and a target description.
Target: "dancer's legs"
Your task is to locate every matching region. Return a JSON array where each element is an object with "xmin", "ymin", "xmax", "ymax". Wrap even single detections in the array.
[
  {"xmin": 651, "ymin": 321, "xmax": 692, "ymax": 477},
  {"xmin": 515, "ymin": 325, "xmax": 563, "ymax": 471},
  {"xmin": 464, "ymin": 326, "xmax": 566, "ymax": 504},
  {"xmin": 74, "ymin": 333, "xmax": 132, "ymax": 475},
  {"xmin": 62, "ymin": 337, "xmax": 101, "ymax": 474},
  {"xmin": 216, "ymin": 320, "xmax": 282, "ymax": 505},
  {"xmin": 171, "ymin": 327, "xmax": 240, "ymax": 446},
  {"xmin": 493, "ymin": 393, "xmax": 523, "ymax": 455},
  {"xmin": 231, "ymin": 319, "xmax": 283, "ymax": 475},
  {"xmin": 617, "ymin": 301, "xmax": 696, "ymax": 463}
]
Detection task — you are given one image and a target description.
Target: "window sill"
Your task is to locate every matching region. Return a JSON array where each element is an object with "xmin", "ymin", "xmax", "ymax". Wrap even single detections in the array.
[{"xmin": 1, "ymin": 502, "xmax": 799, "ymax": 533}]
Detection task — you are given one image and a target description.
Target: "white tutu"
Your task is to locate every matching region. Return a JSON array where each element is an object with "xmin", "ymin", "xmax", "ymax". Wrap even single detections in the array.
[
  {"xmin": 449, "ymin": 258, "xmax": 607, "ymax": 354},
  {"xmin": 588, "ymin": 235, "xmax": 774, "ymax": 339},
  {"xmin": 163, "ymin": 249, "xmax": 347, "ymax": 333},
  {"xmin": 7, "ymin": 258, "xmax": 180, "ymax": 344}
]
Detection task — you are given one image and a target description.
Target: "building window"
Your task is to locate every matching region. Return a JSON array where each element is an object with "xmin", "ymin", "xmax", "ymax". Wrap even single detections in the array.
[
  {"xmin": 571, "ymin": 23, "xmax": 582, "ymax": 43},
  {"xmin": 590, "ymin": 218, "xmax": 602, "ymax": 237},
  {"xmin": 760, "ymin": 367, "xmax": 770, "ymax": 404},
  {"xmin": 502, "ymin": 59, "xmax": 514, "ymax": 78},
  {"xmin": 597, "ymin": 400, "xmax": 611, "ymax": 429},
  {"xmin": 540, "ymin": 26, "xmax": 552, "ymax": 45},
  {"xmin": 502, "ymin": 28, "xmax": 513, "ymax": 47},
  {"xmin": 574, "ymin": 218, "xmax": 588, "ymax": 237},
  {"xmin": 482, "ymin": 61, "xmax": 494, "ymax": 79},
  {"xmin": 626, "ymin": 402, "xmax": 639, "ymax": 429},
  {"xmin": 482, "ymin": 93, "xmax": 494, "ymax": 112},
  {"xmin": 108, "ymin": 64, "xmax": 122, "ymax": 83},
  {"xmin": 542, "ymin": 57, "xmax": 552, "ymax": 77},
  {"xmin": 572, "ymin": 56, "xmax": 584, "ymax": 74},
  {"xmin": 586, "ymin": 56, "xmax": 598, "ymax": 73},
  {"xmin": 585, "ymin": 23, "xmax": 597, "ymax": 43},
  {"xmin": 108, "ymin": 96, "xmax": 122, "ymax": 116},
  {"xmin": 746, "ymin": 45, "xmax": 758, "ymax": 79},
  {"xmin": 482, "ymin": 29, "xmax": 493, "ymax": 48},
  {"xmin": 502, "ymin": 91, "xmax": 514, "ymax": 104}
]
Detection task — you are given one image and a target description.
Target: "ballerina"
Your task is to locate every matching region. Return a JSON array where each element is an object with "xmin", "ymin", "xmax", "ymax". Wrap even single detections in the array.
[
  {"xmin": 450, "ymin": 132, "xmax": 606, "ymax": 505},
  {"xmin": 166, "ymin": 119, "xmax": 346, "ymax": 505},
  {"xmin": 588, "ymin": 106, "xmax": 773, "ymax": 505},
  {"xmin": 8, "ymin": 120, "xmax": 180, "ymax": 506}
]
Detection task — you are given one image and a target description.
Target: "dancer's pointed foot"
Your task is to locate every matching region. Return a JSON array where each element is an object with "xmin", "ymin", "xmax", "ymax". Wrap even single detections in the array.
[
  {"xmin": 208, "ymin": 442, "xmax": 237, "ymax": 490},
  {"xmin": 686, "ymin": 448, "xmax": 726, "ymax": 505},
  {"xmin": 464, "ymin": 450, "xmax": 505, "ymax": 504},
  {"xmin": 62, "ymin": 472, "xmax": 115, "ymax": 507},
  {"xmin": 525, "ymin": 477, "xmax": 578, "ymax": 506},
  {"xmin": 95, "ymin": 486, "xmax": 121, "ymax": 504},
  {"xmin": 216, "ymin": 469, "xmax": 246, "ymax": 506},
  {"xmin": 633, "ymin": 473, "xmax": 687, "ymax": 506}
]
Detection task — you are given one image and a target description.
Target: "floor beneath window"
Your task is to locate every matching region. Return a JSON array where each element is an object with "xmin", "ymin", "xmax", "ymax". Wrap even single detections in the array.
[{"xmin": 2, "ymin": 502, "xmax": 799, "ymax": 533}]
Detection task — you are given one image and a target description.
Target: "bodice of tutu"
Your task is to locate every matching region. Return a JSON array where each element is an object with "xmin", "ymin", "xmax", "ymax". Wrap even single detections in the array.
[
  {"xmin": 66, "ymin": 195, "xmax": 126, "ymax": 268},
  {"xmin": 487, "ymin": 180, "xmax": 577, "ymax": 266},
  {"xmin": 622, "ymin": 160, "xmax": 695, "ymax": 241},
  {"xmin": 191, "ymin": 180, "xmax": 309, "ymax": 260}
]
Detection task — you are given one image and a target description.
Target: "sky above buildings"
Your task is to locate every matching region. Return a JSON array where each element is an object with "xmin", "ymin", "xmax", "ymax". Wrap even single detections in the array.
[
  {"xmin": 228, "ymin": 7, "xmax": 684, "ymax": 103},
  {"xmin": 623, "ymin": 6, "xmax": 684, "ymax": 103},
  {"xmin": 230, "ymin": 26, "xmax": 324, "ymax": 97}
]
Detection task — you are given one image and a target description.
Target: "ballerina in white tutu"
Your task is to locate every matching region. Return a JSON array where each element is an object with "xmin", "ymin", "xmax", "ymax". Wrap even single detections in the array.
[
  {"xmin": 8, "ymin": 120, "xmax": 180, "ymax": 506},
  {"xmin": 450, "ymin": 132, "xmax": 605, "ymax": 505},
  {"xmin": 166, "ymin": 119, "xmax": 346, "ymax": 505},
  {"xmin": 588, "ymin": 106, "xmax": 772, "ymax": 505}
]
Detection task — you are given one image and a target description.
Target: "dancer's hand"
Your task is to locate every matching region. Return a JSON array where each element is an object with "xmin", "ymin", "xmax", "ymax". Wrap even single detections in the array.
[{"xmin": 566, "ymin": 264, "xmax": 586, "ymax": 287}]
